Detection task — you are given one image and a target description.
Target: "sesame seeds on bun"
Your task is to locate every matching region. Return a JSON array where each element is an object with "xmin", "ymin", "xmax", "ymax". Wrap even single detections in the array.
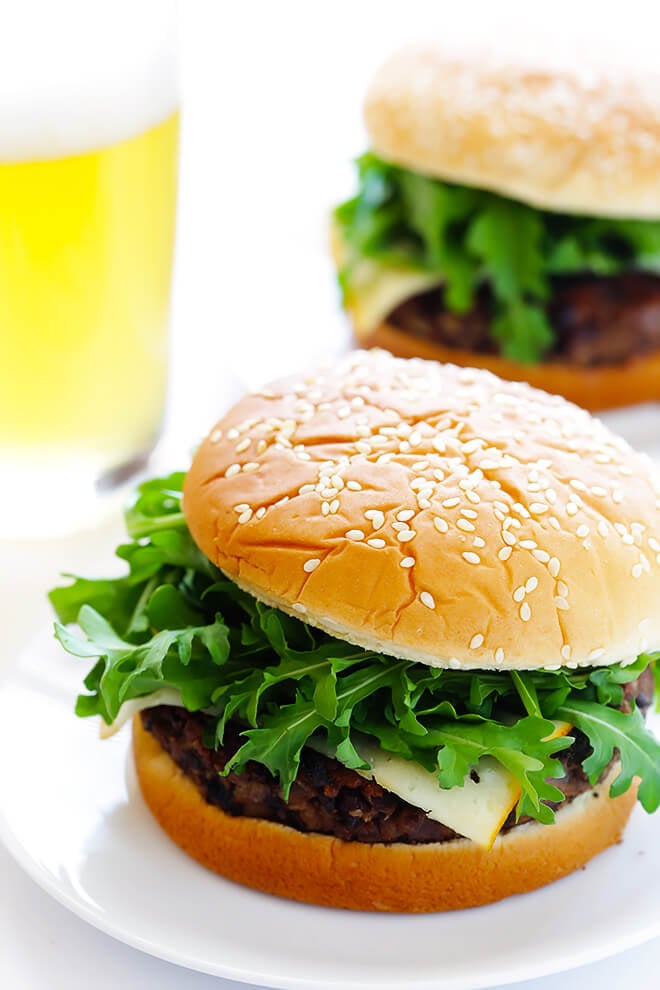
[
  {"xmin": 183, "ymin": 351, "xmax": 660, "ymax": 672},
  {"xmin": 364, "ymin": 44, "xmax": 660, "ymax": 219}
]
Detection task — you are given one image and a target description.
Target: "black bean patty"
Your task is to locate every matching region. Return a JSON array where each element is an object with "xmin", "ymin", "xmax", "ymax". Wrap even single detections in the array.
[
  {"xmin": 388, "ymin": 273, "xmax": 660, "ymax": 366},
  {"xmin": 141, "ymin": 665, "xmax": 653, "ymax": 845}
]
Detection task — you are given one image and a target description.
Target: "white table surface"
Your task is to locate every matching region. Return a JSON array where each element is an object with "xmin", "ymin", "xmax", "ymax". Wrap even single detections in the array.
[{"xmin": 2, "ymin": 2, "xmax": 660, "ymax": 987}]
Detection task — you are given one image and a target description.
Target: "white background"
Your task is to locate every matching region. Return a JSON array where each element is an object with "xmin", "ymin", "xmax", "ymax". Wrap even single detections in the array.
[{"xmin": 2, "ymin": 1, "xmax": 660, "ymax": 988}]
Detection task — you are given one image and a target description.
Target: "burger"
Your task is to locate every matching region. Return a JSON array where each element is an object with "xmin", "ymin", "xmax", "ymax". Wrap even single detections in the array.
[
  {"xmin": 51, "ymin": 350, "xmax": 660, "ymax": 912},
  {"xmin": 332, "ymin": 45, "xmax": 660, "ymax": 410}
]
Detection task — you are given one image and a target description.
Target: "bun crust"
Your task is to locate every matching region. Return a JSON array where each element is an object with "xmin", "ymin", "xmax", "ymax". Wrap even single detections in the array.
[
  {"xmin": 133, "ymin": 717, "xmax": 637, "ymax": 912},
  {"xmin": 365, "ymin": 45, "xmax": 660, "ymax": 218},
  {"xmin": 355, "ymin": 321, "xmax": 660, "ymax": 413},
  {"xmin": 183, "ymin": 350, "xmax": 660, "ymax": 671}
]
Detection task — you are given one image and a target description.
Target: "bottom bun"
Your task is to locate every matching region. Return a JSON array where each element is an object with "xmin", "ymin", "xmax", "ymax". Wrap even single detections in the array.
[
  {"xmin": 133, "ymin": 716, "xmax": 637, "ymax": 913},
  {"xmin": 357, "ymin": 323, "xmax": 660, "ymax": 412}
]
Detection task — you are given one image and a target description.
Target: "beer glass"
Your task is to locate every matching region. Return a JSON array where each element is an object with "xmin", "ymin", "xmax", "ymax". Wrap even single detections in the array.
[{"xmin": 0, "ymin": 2, "xmax": 179, "ymax": 537}]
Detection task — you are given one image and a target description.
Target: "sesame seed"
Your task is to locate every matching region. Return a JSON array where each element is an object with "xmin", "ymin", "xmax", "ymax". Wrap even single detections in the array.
[
  {"xmin": 566, "ymin": 503, "xmax": 578, "ymax": 516},
  {"xmin": 513, "ymin": 586, "xmax": 525, "ymax": 603},
  {"xmin": 365, "ymin": 509, "xmax": 385, "ymax": 529},
  {"xmin": 418, "ymin": 498, "xmax": 432, "ymax": 509},
  {"xmin": 412, "ymin": 460, "xmax": 429, "ymax": 471},
  {"xmin": 597, "ymin": 521, "xmax": 609, "ymax": 538},
  {"xmin": 498, "ymin": 546, "xmax": 512, "ymax": 561},
  {"xmin": 235, "ymin": 438, "xmax": 250, "ymax": 453},
  {"xmin": 502, "ymin": 530, "xmax": 517, "ymax": 546},
  {"xmin": 466, "ymin": 489, "xmax": 481, "ymax": 504},
  {"xmin": 525, "ymin": 577, "xmax": 538, "ymax": 593},
  {"xmin": 548, "ymin": 557, "xmax": 560, "ymax": 578},
  {"xmin": 576, "ymin": 524, "xmax": 589, "ymax": 538},
  {"xmin": 292, "ymin": 602, "xmax": 307, "ymax": 614},
  {"xmin": 462, "ymin": 552, "xmax": 481, "ymax": 565},
  {"xmin": 470, "ymin": 634, "xmax": 484, "ymax": 649},
  {"xmin": 397, "ymin": 529, "xmax": 416, "ymax": 543},
  {"xmin": 225, "ymin": 464, "xmax": 241, "ymax": 478},
  {"xmin": 346, "ymin": 481, "xmax": 362, "ymax": 491},
  {"xmin": 303, "ymin": 558, "xmax": 321, "ymax": 573},
  {"xmin": 255, "ymin": 507, "xmax": 266, "ymax": 519},
  {"xmin": 554, "ymin": 597, "xmax": 569, "ymax": 610},
  {"xmin": 346, "ymin": 529, "xmax": 365, "ymax": 541},
  {"xmin": 591, "ymin": 486, "xmax": 607, "ymax": 497},
  {"xmin": 520, "ymin": 602, "xmax": 531, "ymax": 622},
  {"xmin": 457, "ymin": 519, "xmax": 475, "ymax": 532},
  {"xmin": 321, "ymin": 502, "xmax": 330, "ymax": 516},
  {"xmin": 589, "ymin": 648, "xmax": 605, "ymax": 660},
  {"xmin": 396, "ymin": 509, "xmax": 415, "ymax": 522},
  {"xmin": 443, "ymin": 497, "xmax": 461, "ymax": 509},
  {"xmin": 420, "ymin": 591, "xmax": 436, "ymax": 609},
  {"xmin": 632, "ymin": 563, "xmax": 644, "ymax": 578},
  {"xmin": 299, "ymin": 484, "xmax": 314, "ymax": 495},
  {"xmin": 234, "ymin": 503, "xmax": 250, "ymax": 513},
  {"xmin": 210, "ymin": 428, "xmax": 223, "ymax": 442},
  {"xmin": 400, "ymin": 556, "xmax": 415, "ymax": 568},
  {"xmin": 367, "ymin": 538, "xmax": 386, "ymax": 549},
  {"xmin": 461, "ymin": 508, "xmax": 478, "ymax": 519},
  {"xmin": 532, "ymin": 549, "xmax": 550, "ymax": 563},
  {"xmin": 557, "ymin": 581, "xmax": 569, "ymax": 597},
  {"xmin": 274, "ymin": 496, "xmax": 289, "ymax": 507},
  {"xmin": 495, "ymin": 648, "xmax": 505, "ymax": 664},
  {"xmin": 473, "ymin": 537, "xmax": 486, "ymax": 548},
  {"xmin": 237, "ymin": 509, "xmax": 253, "ymax": 524},
  {"xmin": 329, "ymin": 499, "xmax": 340, "ymax": 514},
  {"xmin": 409, "ymin": 431, "xmax": 422, "ymax": 447},
  {"xmin": 529, "ymin": 502, "xmax": 548, "ymax": 514},
  {"xmin": 561, "ymin": 645, "xmax": 571, "ymax": 660},
  {"xmin": 519, "ymin": 539, "xmax": 537, "ymax": 550},
  {"xmin": 227, "ymin": 428, "xmax": 239, "ymax": 440},
  {"xmin": 433, "ymin": 517, "xmax": 449, "ymax": 534}
]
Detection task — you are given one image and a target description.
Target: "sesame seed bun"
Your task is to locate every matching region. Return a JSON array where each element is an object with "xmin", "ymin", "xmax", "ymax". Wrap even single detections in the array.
[
  {"xmin": 364, "ymin": 44, "xmax": 660, "ymax": 219},
  {"xmin": 183, "ymin": 350, "xmax": 660, "ymax": 671},
  {"xmin": 133, "ymin": 715, "xmax": 637, "ymax": 912}
]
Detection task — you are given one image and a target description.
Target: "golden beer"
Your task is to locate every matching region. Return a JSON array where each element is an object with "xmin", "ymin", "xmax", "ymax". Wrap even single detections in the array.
[{"xmin": 0, "ymin": 111, "xmax": 178, "ymax": 460}]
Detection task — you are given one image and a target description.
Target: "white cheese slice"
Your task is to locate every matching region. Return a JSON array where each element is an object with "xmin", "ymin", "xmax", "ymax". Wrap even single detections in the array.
[
  {"xmin": 345, "ymin": 260, "xmax": 444, "ymax": 338},
  {"xmin": 352, "ymin": 736, "xmax": 521, "ymax": 850},
  {"xmin": 332, "ymin": 222, "xmax": 444, "ymax": 337},
  {"xmin": 99, "ymin": 688, "xmax": 184, "ymax": 738}
]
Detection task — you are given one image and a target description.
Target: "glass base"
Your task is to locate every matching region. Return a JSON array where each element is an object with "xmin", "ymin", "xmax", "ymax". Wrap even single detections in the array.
[{"xmin": 0, "ymin": 441, "xmax": 158, "ymax": 540}]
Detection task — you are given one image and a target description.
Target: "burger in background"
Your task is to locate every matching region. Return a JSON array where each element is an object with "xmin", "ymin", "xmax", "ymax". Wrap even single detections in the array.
[
  {"xmin": 51, "ymin": 351, "xmax": 660, "ymax": 912},
  {"xmin": 333, "ymin": 45, "xmax": 660, "ymax": 410}
]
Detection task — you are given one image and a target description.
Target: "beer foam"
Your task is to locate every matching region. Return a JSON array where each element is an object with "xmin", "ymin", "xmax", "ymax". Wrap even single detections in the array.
[{"xmin": 0, "ymin": 0, "xmax": 178, "ymax": 161}]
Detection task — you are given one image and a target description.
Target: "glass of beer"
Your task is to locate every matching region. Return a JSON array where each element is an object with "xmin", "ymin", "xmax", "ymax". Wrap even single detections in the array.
[{"xmin": 0, "ymin": 2, "xmax": 179, "ymax": 538}]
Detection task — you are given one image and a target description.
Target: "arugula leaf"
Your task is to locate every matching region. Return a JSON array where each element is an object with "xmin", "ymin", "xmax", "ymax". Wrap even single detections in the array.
[
  {"xmin": 51, "ymin": 473, "xmax": 659, "ymax": 826},
  {"xmin": 334, "ymin": 156, "xmax": 660, "ymax": 363},
  {"xmin": 557, "ymin": 699, "xmax": 660, "ymax": 813}
]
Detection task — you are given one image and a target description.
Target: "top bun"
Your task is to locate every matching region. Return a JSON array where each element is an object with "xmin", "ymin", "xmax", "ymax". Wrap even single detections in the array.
[
  {"xmin": 184, "ymin": 351, "xmax": 660, "ymax": 671},
  {"xmin": 364, "ymin": 44, "xmax": 660, "ymax": 219}
]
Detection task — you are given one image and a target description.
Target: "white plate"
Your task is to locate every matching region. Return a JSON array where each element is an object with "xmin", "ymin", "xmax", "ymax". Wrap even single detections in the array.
[{"xmin": 1, "ymin": 630, "xmax": 660, "ymax": 990}]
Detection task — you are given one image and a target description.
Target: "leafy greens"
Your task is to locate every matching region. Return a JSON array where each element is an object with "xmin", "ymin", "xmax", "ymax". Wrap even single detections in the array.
[
  {"xmin": 334, "ymin": 154, "xmax": 660, "ymax": 363},
  {"xmin": 50, "ymin": 473, "xmax": 660, "ymax": 823}
]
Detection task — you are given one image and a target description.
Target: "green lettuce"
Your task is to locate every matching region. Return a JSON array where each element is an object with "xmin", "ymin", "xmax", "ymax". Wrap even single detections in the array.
[
  {"xmin": 50, "ymin": 473, "xmax": 660, "ymax": 823},
  {"xmin": 334, "ymin": 154, "xmax": 660, "ymax": 363}
]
